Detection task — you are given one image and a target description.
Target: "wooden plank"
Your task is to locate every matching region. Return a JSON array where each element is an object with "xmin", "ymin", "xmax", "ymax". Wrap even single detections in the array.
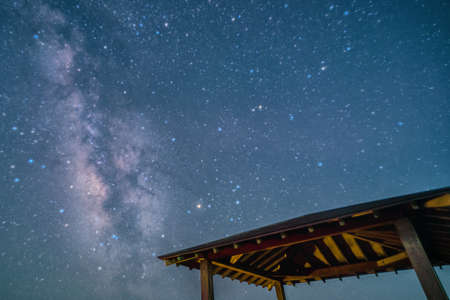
[
  {"xmin": 264, "ymin": 253, "xmax": 287, "ymax": 271},
  {"xmin": 248, "ymin": 276, "xmax": 259, "ymax": 284},
  {"xmin": 165, "ymin": 254, "xmax": 200, "ymax": 266},
  {"xmin": 257, "ymin": 247, "xmax": 287, "ymax": 269},
  {"xmin": 240, "ymin": 251, "xmax": 257, "ymax": 263},
  {"xmin": 425, "ymin": 194, "xmax": 450, "ymax": 208},
  {"xmin": 376, "ymin": 252, "xmax": 407, "ymax": 267},
  {"xmin": 370, "ymin": 241, "xmax": 387, "ymax": 257},
  {"xmin": 352, "ymin": 210, "xmax": 374, "ymax": 217},
  {"xmin": 230, "ymin": 254, "xmax": 243, "ymax": 264},
  {"xmin": 313, "ymin": 245, "xmax": 330, "ymax": 265},
  {"xmin": 221, "ymin": 269, "xmax": 232, "ymax": 278},
  {"xmin": 211, "ymin": 261, "xmax": 275, "ymax": 284},
  {"xmin": 275, "ymin": 282, "xmax": 286, "ymax": 300},
  {"xmin": 255, "ymin": 278, "xmax": 266, "ymax": 286},
  {"xmin": 342, "ymin": 233, "xmax": 367, "ymax": 261},
  {"xmin": 231, "ymin": 271, "xmax": 242, "ymax": 280},
  {"xmin": 323, "ymin": 236, "xmax": 348, "ymax": 263},
  {"xmin": 200, "ymin": 259, "xmax": 214, "ymax": 300},
  {"xmin": 349, "ymin": 232, "xmax": 401, "ymax": 251},
  {"xmin": 395, "ymin": 218, "xmax": 449, "ymax": 300},
  {"xmin": 249, "ymin": 250, "xmax": 272, "ymax": 266}
]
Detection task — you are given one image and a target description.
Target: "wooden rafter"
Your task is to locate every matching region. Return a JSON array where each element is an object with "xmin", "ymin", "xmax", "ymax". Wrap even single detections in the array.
[
  {"xmin": 376, "ymin": 252, "xmax": 407, "ymax": 267},
  {"xmin": 231, "ymin": 271, "xmax": 242, "ymax": 280},
  {"xmin": 313, "ymin": 245, "xmax": 330, "ymax": 265},
  {"xmin": 248, "ymin": 276, "xmax": 259, "ymax": 284},
  {"xmin": 211, "ymin": 261, "xmax": 276, "ymax": 285},
  {"xmin": 354, "ymin": 231, "xmax": 403, "ymax": 248},
  {"xmin": 425, "ymin": 194, "xmax": 450, "ymax": 208},
  {"xmin": 164, "ymin": 254, "xmax": 200, "ymax": 266},
  {"xmin": 230, "ymin": 254, "xmax": 243, "ymax": 264},
  {"xmin": 240, "ymin": 251, "xmax": 257, "ymax": 263},
  {"xmin": 249, "ymin": 250, "xmax": 272, "ymax": 266},
  {"xmin": 239, "ymin": 274, "xmax": 251, "ymax": 283},
  {"xmin": 264, "ymin": 253, "xmax": 288, "ymax": 271},
  {"xmin": 342, "ymin": 233, "xmax": 367, "ymax": 260},
  {"xmin": 256, "ymin": 247, "xmax": 287, "ymax": 269},
  {"xmin": 323, "ymin": 236, "xmax": 348, "ymax": 263},
  {"xmin": 348, "ymin": 232, "xmax": 401, "ymax": 251},
  {"xmin": 221, "ymin": 269, "xmax": 232, "ymax": 278},
  {"xmin": 370, "ymin": 241, "xmax": 387, "ymax": 257},
  {"xmin": 206, "ymin": 216, "xmax": 398, "ymax": 261}
]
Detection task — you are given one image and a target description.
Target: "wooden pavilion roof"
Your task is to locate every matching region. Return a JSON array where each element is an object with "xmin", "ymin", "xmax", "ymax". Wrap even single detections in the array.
[{"xmin": 159, "ymin": 187, "xmax": 450, "ymax": 292}]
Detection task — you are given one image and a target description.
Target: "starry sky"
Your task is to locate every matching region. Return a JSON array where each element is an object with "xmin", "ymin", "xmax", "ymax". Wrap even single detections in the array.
[{"xmin": 0, "ymin": 0, "xmax": 449, "ymax": 299}]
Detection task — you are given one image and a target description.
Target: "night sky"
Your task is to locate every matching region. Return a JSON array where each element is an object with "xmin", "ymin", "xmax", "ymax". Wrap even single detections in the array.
[{"xmin": 1, "ymin": 0, "xmax": 449, "ymax": 299}]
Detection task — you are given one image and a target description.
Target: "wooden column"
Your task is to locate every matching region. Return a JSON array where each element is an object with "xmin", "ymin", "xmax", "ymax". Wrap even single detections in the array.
[
  {"xmin": 395, "ymin": 218, "xmax": 448, "ymax": 300},
  {"xmin": 275, "ymin": 282, "xmax": 286, "ymax": 300},
  {"xmin": 200, "ymin": 259, "xmax": 214, "ymax": 300}
]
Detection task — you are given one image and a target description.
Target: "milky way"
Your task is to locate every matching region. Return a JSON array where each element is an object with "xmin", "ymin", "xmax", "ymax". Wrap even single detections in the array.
[{"xmin": 1, "ymin": 1, "xmax": 449, "ymax": 299}]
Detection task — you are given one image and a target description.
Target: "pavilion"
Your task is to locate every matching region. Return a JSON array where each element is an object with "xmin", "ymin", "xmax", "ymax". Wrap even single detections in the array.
[{"xmin": 158, "ymin": 187, "xmax": 450, "ymax": 300}]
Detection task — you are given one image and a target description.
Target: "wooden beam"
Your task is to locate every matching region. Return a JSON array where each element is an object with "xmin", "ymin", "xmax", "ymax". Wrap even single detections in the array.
[
  {"xmin": 207, "ymin": 214, "xmax": 398, "ymax": 260},
  {"xmin": 284, "ymin": 261, "xmax": 376, "ymax": 282},
  {"xmin": 231, "ymin": 271, "xmax": 242, "ymax": 280},
  {"xmin": 313, "ymin": 245, "xmax": 330, "ymax": 265},
  {"xmin": 283, "ymin": 252, "xmax": 406, "ymax": 282},
  {"xmin": 249, "ymin": 250, "xmax": 271, "ymax": 266},
  {"xmin": 376, "ymin": 252, "xmax": 407, "ymax": 267},
  {"xmin": 264, "ymin": 253, "xmax": 288, "ymax": 271},
  {"xmin": 348, "ymin": 232, "xmax": 401, "ymax": 251},
  {"xmin": 395, "ymin": 218, "xmax": 449, "ymax": 300},
  {"xmin": 342, "ymin": 233, "xmax": 367, "ymax": 261},
  {"xmin": 210, "ymin": 261, "xmax": 276, "ymax": 284},
  {"xmin": 257, "ymin": 247, "xmax": 287, "ymax": 269},
  {"xmin": 352, "ymin": 210, "xmax": 374, "ymax": 217},
  {"xmin": 255, "ymin": 278, "xmax": 266, "ymax": 286},
  {"xmin": 200, "ymin": 259, "xmax": 214, "ymax": 300},
  {"xmin": 275, "ymin": 282, "xmax": 286, "ymax": 300},
  {"xmin": 248, "ymin": 276, "xmax": 259, "ymax": 284},
  {"xmin": 221, "ymin": 269, "xmax": 232, "ymax": 278},
  {"xmin": 240, "ymin": 251, "xmax": 257, "ymax": 263},
  {"xmin": 165, "ymin": 254, "xmax": 200, "ymax": 266},
  {"xmin": 424, "ymin": 194, "xmax": 450, "ymax": 208},
  {"xmin": 230, "ymin": 254, "xmax": 243, "ymax": 264},
  {"xmin": 353, "ymin": 231, "xmax": 403, "ymax": 248},
  {"xmin": 323, "ymin": 236, "xmax": 348, "ymax": 263},
  {"xmin": 213, "ymin": 266, "xmax": 222, "ymax": 274}
]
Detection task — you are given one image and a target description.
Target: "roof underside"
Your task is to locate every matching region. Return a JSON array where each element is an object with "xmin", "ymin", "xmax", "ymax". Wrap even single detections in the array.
[{"xmin": 159, "ymin": 187, "xmax": 450, "ymax": 290}]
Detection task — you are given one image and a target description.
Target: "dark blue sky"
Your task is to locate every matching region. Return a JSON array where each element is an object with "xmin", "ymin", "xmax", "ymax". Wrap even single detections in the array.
[{"xmin": 0, "ymin": 0, "xmax": 449, "ymax": 299}]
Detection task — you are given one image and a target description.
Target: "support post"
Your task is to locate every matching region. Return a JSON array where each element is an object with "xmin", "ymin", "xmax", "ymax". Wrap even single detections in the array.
[
  {"xmin": 395, "ymin": 218, "xmax": 448, "ymax": 300},
  {"xmin": 200, "ymin": 259, "xmax": 214, "ymax": 300},
  {"xmin": 275, "ymin": 282, "xmax": 286, "ymax": 300}
]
